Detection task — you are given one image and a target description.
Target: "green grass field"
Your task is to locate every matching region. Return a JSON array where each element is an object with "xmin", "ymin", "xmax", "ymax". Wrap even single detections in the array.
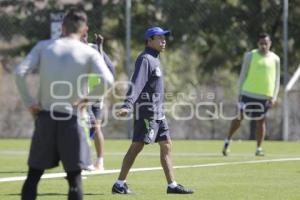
[{"xmin": 0, "ymin": 139, "xmax": 300, "ymax": 200}]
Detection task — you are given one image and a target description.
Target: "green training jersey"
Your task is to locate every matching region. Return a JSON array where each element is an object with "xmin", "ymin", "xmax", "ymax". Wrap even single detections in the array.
[
  {"xmin": 88, "ymin": 73, "xmax": 101, "ymax": 92},
  {"xmin": 241, "ymin": 49, "xmax": 280, "ymax": 99}
]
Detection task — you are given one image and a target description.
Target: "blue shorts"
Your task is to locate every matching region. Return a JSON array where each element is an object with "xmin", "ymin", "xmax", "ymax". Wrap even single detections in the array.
[
  {"xmin": 91, "ymin": 103, "xmax": 102, "ymax": 120},
  {"xmin": 132, "ymin": 118, "xmax": 170, "ymax": 144},
  {"xmin": 89, "ymin": 102, "xmax": 103, "ymax": 139},
  {"xmin": 239, "ymin": 95, "xmax": 270, "ymax": 119}
]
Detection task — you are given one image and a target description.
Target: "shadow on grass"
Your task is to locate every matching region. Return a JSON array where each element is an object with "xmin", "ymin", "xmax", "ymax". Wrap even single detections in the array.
[
  {"xmin": 4, "ymin": 192, "xmax": 105, "ymax": 197},
  {"xmin": 0, "ymin": 170, "xmax": 27, "ymax": 174}
]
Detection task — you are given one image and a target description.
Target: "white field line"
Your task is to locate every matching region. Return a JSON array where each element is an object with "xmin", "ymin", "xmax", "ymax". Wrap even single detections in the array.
[
  {"xmin": 1, "ymin": 150, "xmax": 299, "ymax": 158},
  {"xmin": 0, "ymin": 157, "xmax": 300, "ymax": 183}
]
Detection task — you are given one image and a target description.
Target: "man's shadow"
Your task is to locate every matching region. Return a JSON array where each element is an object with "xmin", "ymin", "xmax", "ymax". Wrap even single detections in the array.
[
  {"xmin": 0, "ymin": 170, "xmax": 27, "ymax": 174},
  {"xmin": 4, "ymin": 192, "xmax": 105, "ymax": 197}
]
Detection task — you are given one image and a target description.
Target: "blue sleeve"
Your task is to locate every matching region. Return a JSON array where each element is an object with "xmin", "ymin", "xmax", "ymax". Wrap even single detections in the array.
[
  {"xmin": 103, "ymin": 52, "xmax": 115, "ymax": 77},
  {"xmin": 123, "ymin": 56, "xmax": 151, "ymax": 110}
]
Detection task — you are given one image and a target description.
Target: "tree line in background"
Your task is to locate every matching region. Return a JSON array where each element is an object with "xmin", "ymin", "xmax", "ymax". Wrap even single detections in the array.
[
  {"xmin": 0, "ymin": 0, "xmax": 299, "ymax": 139},
  {"xmin": 1, "ymin": 0, "xmax": 299, "ymax": 74}
]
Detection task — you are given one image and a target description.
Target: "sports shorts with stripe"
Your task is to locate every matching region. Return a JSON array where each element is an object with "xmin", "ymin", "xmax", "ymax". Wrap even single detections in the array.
[
  {"xmin": 132, "ymin": 117, "xmax": 170, "ymax": 144},
  {"xmin": 88, "ymin": 100, "xmax": 104, "ymax": 139}
]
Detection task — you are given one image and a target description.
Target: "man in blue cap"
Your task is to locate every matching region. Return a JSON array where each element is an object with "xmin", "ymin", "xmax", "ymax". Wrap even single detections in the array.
[{"xmin": 111, "ymin": 27, "xmax": 193, "ymax": 195}]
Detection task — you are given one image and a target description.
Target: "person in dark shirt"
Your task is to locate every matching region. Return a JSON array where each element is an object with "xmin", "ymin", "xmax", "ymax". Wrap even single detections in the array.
[{"xmin": 111, "ymin": 27, "xmax": 193, "ymax": 195}]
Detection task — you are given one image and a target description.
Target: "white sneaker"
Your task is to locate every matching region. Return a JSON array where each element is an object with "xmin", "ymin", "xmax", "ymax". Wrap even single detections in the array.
[
  {"xmin": 255, "ymin": 149, "xmax": 264, "ymax": 156},
  {"xmin": 94, "ymin": 163, "xmax": 104, "ymax": 171},
  {"xmin": 85, "ymin": 164, "xmax": 96, "ymax": 171}
]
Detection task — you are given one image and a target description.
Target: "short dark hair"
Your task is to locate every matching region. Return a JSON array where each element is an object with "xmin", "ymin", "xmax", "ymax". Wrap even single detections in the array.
[
  {"xmin": 62, "ymin": 8, "xmax": 87, "ymax": 33},
  {"xmin": 257, "ymin": 32, "xmax": 271, "ymax": 40},
  {"xmin": 144, "ymin": 36, "xmax": 155, "ymax": 45}
]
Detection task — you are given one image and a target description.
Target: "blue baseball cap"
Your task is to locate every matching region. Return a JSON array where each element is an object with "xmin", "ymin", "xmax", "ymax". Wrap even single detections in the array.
[{"xmin": 144, "ymin": 27, "xmax": 170, "ymax": 39}]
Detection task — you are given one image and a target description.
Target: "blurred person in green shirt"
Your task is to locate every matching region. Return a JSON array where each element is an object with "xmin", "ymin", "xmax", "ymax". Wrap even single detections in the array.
[
  {"xmin": 222, "ymin": 32, "xmax": 280, "ymax": 156},
  {"xmin": 81, "ymin": 33, "xmax": 115, "ymax": 171}
]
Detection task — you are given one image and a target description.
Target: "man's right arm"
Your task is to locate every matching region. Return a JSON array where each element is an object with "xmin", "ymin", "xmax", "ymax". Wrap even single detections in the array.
[
  {"xmin": 238, "ymin": 52, "xmax": 252, "ymax": 98},
  {"xmin": 116, "ymin": 57, "xmax": 150, "ymax": 117},
  {"xmin": 14, "ymin": 42, "xmax": 42, "ymax": 107},
  {"xmin": 103, "ymin": 52, "xmax": 115, "ymax": 77},
  {"xmin": 92, "ymin": 33, "xmax": 116, "ymax": 77},
  {"xmin": 122, "ymin": 57, "xmax": 150, "ymax": 111}
]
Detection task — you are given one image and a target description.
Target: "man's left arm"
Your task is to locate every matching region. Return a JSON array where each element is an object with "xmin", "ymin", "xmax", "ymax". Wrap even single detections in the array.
[{"xmin": 270, "ymin": 56, "xmax": 281, "ymax": 106}]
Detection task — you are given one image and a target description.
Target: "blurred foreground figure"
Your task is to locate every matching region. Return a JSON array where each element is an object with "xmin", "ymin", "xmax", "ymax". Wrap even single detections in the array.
[{"xmin": 15, "ymin": 8, "xmax": 113, "ymax": 200}]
